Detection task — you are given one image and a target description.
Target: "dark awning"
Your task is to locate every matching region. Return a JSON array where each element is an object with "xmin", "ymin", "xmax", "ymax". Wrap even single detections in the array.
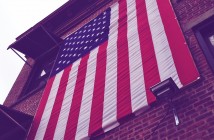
[
  {"xmin": 0, "ymin": 105, "xmax": 33, "ymax": 140},
  {"xmin": 8, "ymin": 26, "xmax": 62, "ymax": 59}
]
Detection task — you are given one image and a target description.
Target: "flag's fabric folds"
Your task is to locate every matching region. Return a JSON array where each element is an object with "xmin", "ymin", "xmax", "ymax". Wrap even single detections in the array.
[{"xmin": 27, "ymin": 0, "xmax": 199, "ymax": 139}]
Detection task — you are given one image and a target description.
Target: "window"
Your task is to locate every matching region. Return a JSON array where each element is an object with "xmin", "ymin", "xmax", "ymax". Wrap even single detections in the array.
[
  {"xmin": 194, "ymin": 16, "xmax": 214, "ymax": 72},
  {"xmin": 19, "ymin": 48, "xmax": 58, "ymax": 98}
]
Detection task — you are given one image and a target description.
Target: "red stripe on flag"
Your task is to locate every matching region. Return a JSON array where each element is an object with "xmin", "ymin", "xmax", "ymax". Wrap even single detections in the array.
[
  {"xmin": 89, "ymin": 41, "xmax": 108, "ymax": 136},
  {"xmin": 156, "ymin": 0, "xmax": 199, "ymax": 86},
  {"xmin": 27, "ymin": 76, "xmax": 55, "ymax": 140},
  {"xmin": 117, "ymin": 0, "xmax": 132, "ymax": 119},
  {"xmin": 136, "ymin": 0, "xmax": 160, "ymax": 104},
  {"xmin": 43, "ymin": 65, "xmax": 72, "ymax": 140},
  {"xmin": 64, "ymin": 55, "xmax": 89, "ymax": 140}
]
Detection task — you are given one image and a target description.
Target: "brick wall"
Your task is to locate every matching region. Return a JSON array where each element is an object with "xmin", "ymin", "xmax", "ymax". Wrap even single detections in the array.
[
  {"xmin": 11, "ymin": 89, "xmax": 44, "ymax": 116},
  {"xmin": 172, "ymin": 0, "xmax": 214, "ymax": 23},
  {"xmin": 3, "ymin": 58, "xmax": 35, "ymax": 107},
  {"xmin": 3, "ymin": 57, "xmax": 45, "ymax": 116},
  {"xmin": 94, "ymin": 0, "xmax": 214, "ymax": 139}
]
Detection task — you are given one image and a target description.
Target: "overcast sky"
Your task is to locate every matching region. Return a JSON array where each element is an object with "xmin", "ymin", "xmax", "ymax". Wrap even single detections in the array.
[{"xmin": 0, "ymin": 0, "xmax": 68, "ymax": 104}]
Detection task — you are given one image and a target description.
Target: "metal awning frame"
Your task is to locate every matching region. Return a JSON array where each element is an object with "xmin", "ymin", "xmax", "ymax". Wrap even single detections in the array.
[{"xmin": 7, "ymin": 25, "xmax": 62, "ymax": 65}]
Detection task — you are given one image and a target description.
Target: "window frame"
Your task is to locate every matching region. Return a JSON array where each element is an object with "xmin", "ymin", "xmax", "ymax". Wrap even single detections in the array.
[
  {"xmin": 19, "ymin": 47, "xmax": 59, "ymax": 98},
  {"xmin": 194, "ymin": 16, "xmax": 214, "ymax": 73}
]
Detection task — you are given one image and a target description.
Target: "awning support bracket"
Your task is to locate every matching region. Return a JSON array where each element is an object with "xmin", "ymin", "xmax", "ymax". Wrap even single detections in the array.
[{"xmin": 10, "ymin": 48, "xmax": 33, "ymax": 68}]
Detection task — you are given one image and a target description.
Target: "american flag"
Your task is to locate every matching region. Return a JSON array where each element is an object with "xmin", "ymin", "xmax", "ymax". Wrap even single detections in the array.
[{"xmin": 27, "ymin": 0, "xmax": 199, "ymax": 139}]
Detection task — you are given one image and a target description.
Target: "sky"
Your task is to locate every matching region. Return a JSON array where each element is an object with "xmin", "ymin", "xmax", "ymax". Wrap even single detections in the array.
[{"xmin": 0, "ymin": 0, "xmax": 68, "ymax": 104}]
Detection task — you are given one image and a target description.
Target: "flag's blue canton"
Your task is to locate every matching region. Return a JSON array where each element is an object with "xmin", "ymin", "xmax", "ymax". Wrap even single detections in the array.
[{"xmin": 51, "ymin": 8, "xmax": 111, "ymax": 76}]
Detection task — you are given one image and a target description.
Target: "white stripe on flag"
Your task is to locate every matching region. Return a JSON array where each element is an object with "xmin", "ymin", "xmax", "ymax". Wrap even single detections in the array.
[
  {"xmin": 35, "ymin": 71, "xmax": 64, "ymax": 140},
  {"xmin": 145, "ymin": 0, "xmax": 182, "ymax": 88},
  {"xmin": 102, "ymin": 2, "xmax": 119, "ymax": 132},
  {"xmin": 127, "ymin": 0, "xmax": 148, "ymax": 113},
  {"xmin": 75, "ymin": 47, "xmax": 99, "ymax": 140},
  {"xmin": 53, "ymin": 60, "xmax": 80, "ymax": 140}
]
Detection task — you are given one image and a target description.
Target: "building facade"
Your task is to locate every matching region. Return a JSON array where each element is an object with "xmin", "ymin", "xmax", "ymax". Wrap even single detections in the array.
[{"xmin": 2, "ymin": 0, "xmax": 214, "ymax": 139}]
